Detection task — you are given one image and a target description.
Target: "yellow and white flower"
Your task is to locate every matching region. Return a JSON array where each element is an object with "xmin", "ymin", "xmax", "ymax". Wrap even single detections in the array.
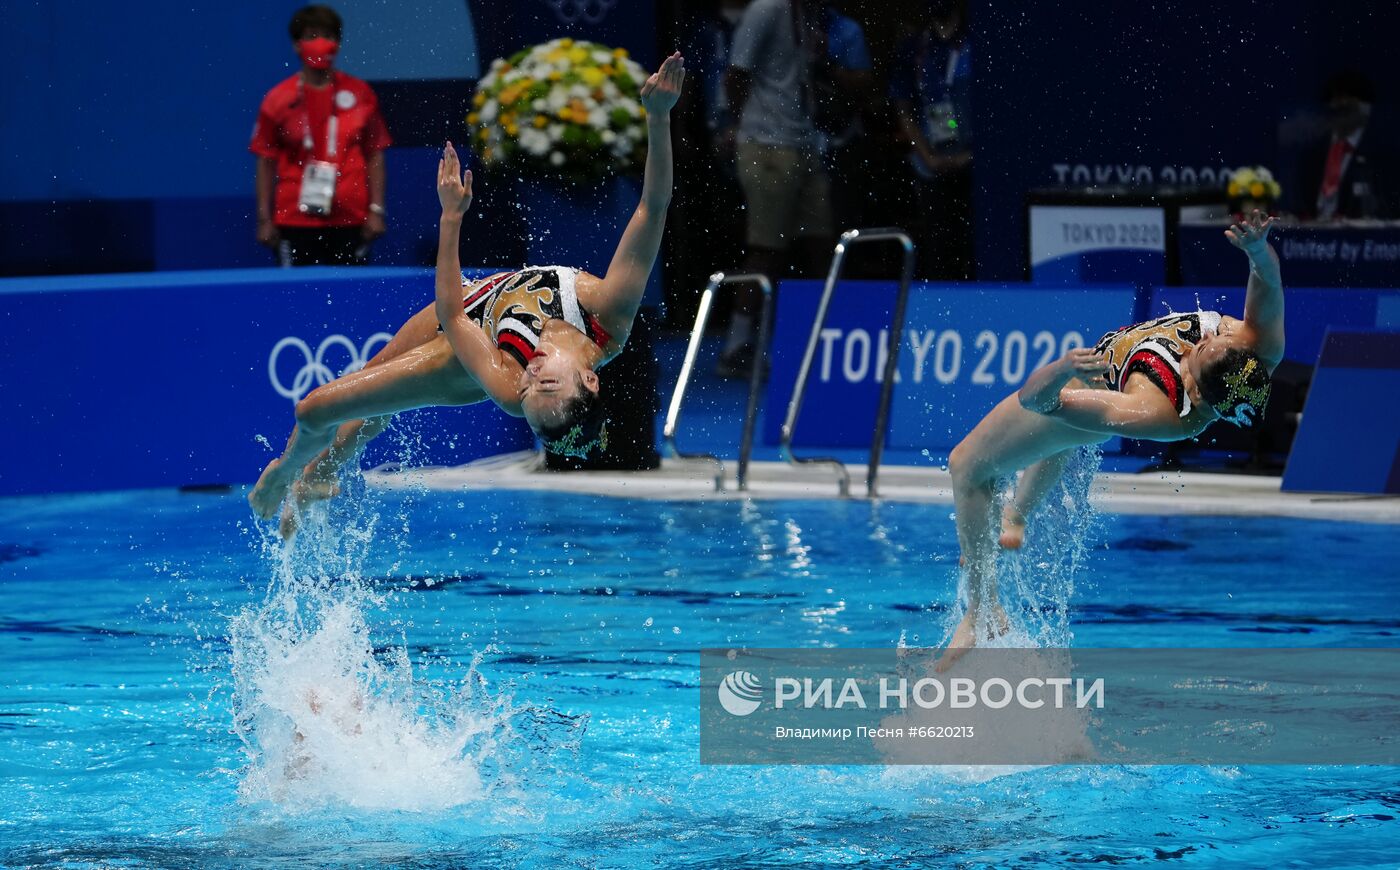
[
  {"xmin": 1227, "ymin": 165, "xmax": 1283, "ymax": 200},
  {"xmin": 467, "ymin": 39, "xmax": 650, "ymax": 179}
]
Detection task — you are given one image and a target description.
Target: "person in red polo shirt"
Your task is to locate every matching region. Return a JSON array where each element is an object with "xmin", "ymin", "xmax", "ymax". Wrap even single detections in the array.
[{"xmin": 251, "ymin": 5, "xmax": 393, "ymax": 266}]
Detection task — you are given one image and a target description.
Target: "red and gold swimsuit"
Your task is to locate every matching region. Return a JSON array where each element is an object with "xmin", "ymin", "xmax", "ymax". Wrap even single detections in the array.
[
  {"xmin": 457, "ymin": 266, "xmax": 611, "ymax": 368},
  {"xmin": 1092, "ymin": 310, "xmax": 1222, "ymax": 417}
]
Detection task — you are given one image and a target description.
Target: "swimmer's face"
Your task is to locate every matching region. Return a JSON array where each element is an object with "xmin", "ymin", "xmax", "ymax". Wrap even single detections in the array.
[
  {"xmin": 1187, "ymin": 327, "xmax": 1248, "ymax": 388},
  {"xmin": 517, "ymin": 339, "xmax": 599, "ymax": 431}
]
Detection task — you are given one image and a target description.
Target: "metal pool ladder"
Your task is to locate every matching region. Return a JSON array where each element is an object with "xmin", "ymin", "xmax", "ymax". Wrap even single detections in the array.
[
  {"xmin": 779, "ymin": 228, "xmax": 916, "ymax": 498},
  {"xmin": 663, "ymin": 272, "xmax": 774, "ymax": 492}
]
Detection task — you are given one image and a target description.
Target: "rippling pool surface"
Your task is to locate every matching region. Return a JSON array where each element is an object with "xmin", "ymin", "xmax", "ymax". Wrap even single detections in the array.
[{"xmin": 3, "ymin": 486, "xmax": 1398, "ymax": 867}]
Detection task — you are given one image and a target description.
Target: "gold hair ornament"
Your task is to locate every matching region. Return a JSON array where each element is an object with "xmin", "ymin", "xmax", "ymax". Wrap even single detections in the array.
[
  {"xmin": 544, "ymin": 420, "xmax": 610, "ymax": 459},
  {"xmin": 1213, "ymin": 356, "xmax": 1272, "ymax": 426}
]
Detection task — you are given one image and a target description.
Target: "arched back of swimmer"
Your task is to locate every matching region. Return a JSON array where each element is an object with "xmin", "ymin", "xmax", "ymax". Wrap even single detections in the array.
[
  {"xmin": 248, "ymin": 52, "xmax": 688, "ymax": 534},
  {"xmin": 936, "ymin": 209, "xmax": 1285, "ymax": 670}
]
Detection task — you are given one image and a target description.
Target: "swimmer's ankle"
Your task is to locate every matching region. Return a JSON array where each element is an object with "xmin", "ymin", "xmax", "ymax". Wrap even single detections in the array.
[{"xmin": 999, "ymin": 504, "xmax": 1027, "ymax": 550}]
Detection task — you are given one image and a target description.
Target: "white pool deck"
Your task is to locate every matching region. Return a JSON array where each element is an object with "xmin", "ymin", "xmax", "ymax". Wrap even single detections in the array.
[{"xmin": 371, "ymin": 451, "xmax": 1400, "ymax": 524}]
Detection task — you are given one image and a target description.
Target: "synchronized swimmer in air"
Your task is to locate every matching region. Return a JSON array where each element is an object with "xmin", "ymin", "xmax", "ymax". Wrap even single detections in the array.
[
  {"xmin": 940, "ymin": 209, "xmax": 1282, "ymax": 664},
  {"xmin": 249, "ymin": 52, "xmax": 687, "ymax": 534}
]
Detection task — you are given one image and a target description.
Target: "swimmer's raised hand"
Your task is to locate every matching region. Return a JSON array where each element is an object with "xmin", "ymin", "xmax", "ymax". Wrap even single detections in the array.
[
  {"xmin": 1225, "ymin": 208, "xmax": 1276, "ymax": 257},
  {"xmin": 640, "ymin": 52, "xmax": 685, "ymax": 118},
  {"xmin": 437, "ymin": 141, "xmax": 474, "ymax": 217}
]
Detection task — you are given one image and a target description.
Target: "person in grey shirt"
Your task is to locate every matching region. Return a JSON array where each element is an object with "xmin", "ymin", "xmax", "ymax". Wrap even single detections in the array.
[{"xmin": 717, "ymin": 0, "xmax": 835, "ymax": 378}]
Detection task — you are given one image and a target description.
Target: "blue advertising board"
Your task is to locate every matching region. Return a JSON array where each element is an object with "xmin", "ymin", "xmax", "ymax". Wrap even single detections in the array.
[
  {"xmin": 0, "ymin": 267, "xmax": 535, "ymax": 496},
  {"xmin": 1179, "ymin": 224, "xmax": 1400, "ymax": 289},
  {"xmin": 1283, "ymin": 329, "xmax": 1400, "ymax": 495},
  {"xmin": 1028, "ymin": 206, "xmax": 1166, "ymax": 286},
  {"xmin": 763, "ymin": 282, "xmax": 1137, "ymax": 452},
  {"xmin": 1150, "ymin": 286, "xmax": 1400, "ymax": 367}
]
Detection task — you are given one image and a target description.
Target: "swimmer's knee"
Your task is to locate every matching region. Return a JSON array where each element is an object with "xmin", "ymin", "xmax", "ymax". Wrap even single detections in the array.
[
  {"xmin": 294, "ymin": 392, "xmax": 338, "ymax": 432},
  {"xmin": 948, "ymin": 442, "xmax": 975, "ymax": 484}
]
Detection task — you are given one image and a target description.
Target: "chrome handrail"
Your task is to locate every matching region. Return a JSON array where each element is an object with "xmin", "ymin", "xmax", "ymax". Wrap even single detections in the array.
[
  {"xmin": 662, "ymin": 272, "xmax": 774, "ymax": 492},
  {"xmin": 778, "ymin": 228, "xmax": 917, "ymax": 498}
]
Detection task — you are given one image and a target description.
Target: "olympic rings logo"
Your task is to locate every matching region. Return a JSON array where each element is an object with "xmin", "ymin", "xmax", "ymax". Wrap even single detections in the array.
[
  {"xmin": 268, "ymin": 333, "xmax": 394, "ymax": 402},
  {"xmin": 540, "ymin": 0, "xmax": 616, "ymax": 25}
]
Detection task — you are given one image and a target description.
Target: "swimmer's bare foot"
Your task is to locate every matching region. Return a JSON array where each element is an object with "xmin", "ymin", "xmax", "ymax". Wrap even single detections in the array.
[
  {"xmin": 249, "ymin": 458, "xmax": 295, "ymax": 519},
  {"xmin": 999, "ymin": 504, "xmax": 1026, "ymax": 550},
  {"xmin": 278, "ymin": 474, "xmax": 341, "ymax": 539},
  {"xmin": 935, "ymin": 604, "xmax": 1010, "ymax": 673}
]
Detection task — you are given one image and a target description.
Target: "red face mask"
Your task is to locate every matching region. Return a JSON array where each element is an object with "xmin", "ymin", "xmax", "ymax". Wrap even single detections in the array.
[{"xmin": 298, "ymin": 37, "xmax": 339, "ymax": 70}]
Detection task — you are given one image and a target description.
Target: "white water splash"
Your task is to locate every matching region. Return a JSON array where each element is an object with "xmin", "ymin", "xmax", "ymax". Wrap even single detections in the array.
[
  {"xmin": 228, "ymin": 476, "xmax": 583, "ymax": 813},
  {"xmin": 944, "ymin": 445, "xmax": 1104, "ymax": 650}
]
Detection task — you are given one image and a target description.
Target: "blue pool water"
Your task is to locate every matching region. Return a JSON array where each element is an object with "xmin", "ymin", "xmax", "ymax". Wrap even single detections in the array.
[{"xmin": 2, "ymin": 484, "xmax": 1399, "ymax": 866}]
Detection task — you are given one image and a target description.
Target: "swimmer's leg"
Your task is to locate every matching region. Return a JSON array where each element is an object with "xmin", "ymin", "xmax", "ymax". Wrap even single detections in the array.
[
  {"xmin": 278, "ymin": 302, "xmax": 444, "ymax": 516},
  {"xmin": 250, "ymin": 337, "xmax": 484, "ymax": 519},
  {"xmin": 935, "ymin": 395, "xmax": 1105, "ymax": 669},
  {"xmin": 1000, "ymin": 448, "xmax": 1074, "ymax": 550},
  {"xmin": 279, "ymin": 416, "xmax": 392, "ymax": 538},
  {"xmin": 941, "ymin": 449, "xmax": 1010, "ymax": 671},
  {"xmin": 301, "ymin": 416, "xmax": 393, "ymax": 497}
]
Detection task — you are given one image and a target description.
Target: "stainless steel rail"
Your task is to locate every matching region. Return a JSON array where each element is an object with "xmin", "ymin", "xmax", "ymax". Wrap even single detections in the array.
[
  {"xmin": 778, "ymin": 228, "xmax": 916, "ymax": 498},
  {"xmin": 662, "ymin": 272, "xmax": 774, "ymax": 492}
]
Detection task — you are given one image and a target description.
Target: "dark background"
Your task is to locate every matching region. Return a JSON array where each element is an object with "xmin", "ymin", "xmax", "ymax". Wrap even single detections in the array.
[{"xmin": 2, "ymin": 1, "xmax": 1394, "ymax": 290}]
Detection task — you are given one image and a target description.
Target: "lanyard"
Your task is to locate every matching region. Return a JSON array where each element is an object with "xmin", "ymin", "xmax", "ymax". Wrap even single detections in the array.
[
  {"xmin": 788, "ymin": 0, "xmax": 815, "ymax": 117},
  {"xmin": 297, "ymin": 72, "xmax": 340, "ymax": 160}
]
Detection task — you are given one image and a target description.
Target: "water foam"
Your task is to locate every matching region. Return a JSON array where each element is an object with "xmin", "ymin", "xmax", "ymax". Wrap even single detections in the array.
[{"xmin": 228, "ymin": 474, "xmax": 583, "ymax": 814}]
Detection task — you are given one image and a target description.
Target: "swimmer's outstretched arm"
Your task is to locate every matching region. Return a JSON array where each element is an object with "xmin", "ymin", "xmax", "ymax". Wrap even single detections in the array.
[
  {"xmin": 1019, "ymin": 349, "xmax": 1186, "ymax": 440},
  {"xmin": 592, "ymin": 51, "xmax": 686, "ymax": 345},
  {"xmin": 434, "ymin": 144, "xmax": 524, "ymax": 416},
  {"xmin": 1227, "ymin": 209, "xmax": 1284, "ymax": 371}
]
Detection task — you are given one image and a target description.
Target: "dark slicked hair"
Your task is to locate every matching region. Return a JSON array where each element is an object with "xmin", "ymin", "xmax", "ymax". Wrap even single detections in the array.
[
  {"xmin": 537, "ymin": 374, "xmax": 609, "ymax": 459},
  {"xmin": 290, "ymin": 5, "xmax": 343, "ymax": 41},
  {"xmin": 1199, "ymin": 347, "xmax": 1272, "ymax": 427}
]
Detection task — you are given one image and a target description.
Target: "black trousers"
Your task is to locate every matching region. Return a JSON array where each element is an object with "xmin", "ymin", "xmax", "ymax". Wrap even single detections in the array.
[
  {"xmin": 276, "ymin": 226, "xmax": 369, "ymax": 266},
  {"xmin": 913, "ymin": 165, "xmax": 975, "ymax": 281}
]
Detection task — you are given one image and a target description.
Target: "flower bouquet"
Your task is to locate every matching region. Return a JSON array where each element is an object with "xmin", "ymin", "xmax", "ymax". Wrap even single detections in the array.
[
  {"xmin": 467, "ymin": 38, "xmax": 650, "ymax": 183},
  {"xmin": 1226, "ymin": 166, "xmax": 1283, "ymax": 216}
]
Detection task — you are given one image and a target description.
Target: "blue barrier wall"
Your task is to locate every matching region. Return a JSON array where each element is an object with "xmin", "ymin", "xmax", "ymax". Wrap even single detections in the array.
[
  {"xmin": 0, "ymin": 267, "xmax": 535, "ymax": 496},
  {"xmin": 763, "ymin": 280, "xmax": 1400, "ymax": 459},
  {"xmin": 1283, "ymin": 330, "xmax": 1400, "ymax": 494},
  {"xmin": 762, "ymin": 281, "xmax": 1137, "ymax": 452}
]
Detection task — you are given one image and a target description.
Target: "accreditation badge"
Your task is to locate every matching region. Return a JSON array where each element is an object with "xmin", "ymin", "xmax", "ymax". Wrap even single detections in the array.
[
  {"xmin": 924, "ymin": 100, "xmax": 959, "ymax": 146},
  {"xmin": 298, "ymin": 160, "xmax": 338, "ymax": 216}
]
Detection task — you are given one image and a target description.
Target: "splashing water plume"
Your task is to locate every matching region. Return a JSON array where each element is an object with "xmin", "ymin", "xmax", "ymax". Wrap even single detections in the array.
[
  {"xmin": 945, "ymin": 446, "xmax": 1103, "ymax": 651},
  {"xmin": 910, "ymin": 448, "xmax": 1104, "ymax": 781},
  {"xmin": 227, "ymin": 468, "xmax": 584, "ymax": 814}
]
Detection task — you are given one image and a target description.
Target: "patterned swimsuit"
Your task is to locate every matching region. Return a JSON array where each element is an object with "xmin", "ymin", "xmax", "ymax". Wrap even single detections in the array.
[
  {"xmin": 457, "ymin": 266, "xmax": 611, "ymax": 367},
  {"xmin": 1092, "ymin": 310, "xmax": 1222, "ymax": 418}
]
